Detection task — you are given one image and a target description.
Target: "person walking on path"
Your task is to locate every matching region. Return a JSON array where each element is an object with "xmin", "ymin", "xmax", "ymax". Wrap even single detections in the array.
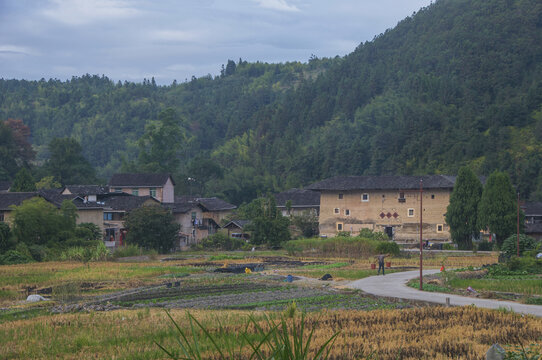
[{"xmin": 375, "ymin": 253, "xmax": 389, "ymax": 275}]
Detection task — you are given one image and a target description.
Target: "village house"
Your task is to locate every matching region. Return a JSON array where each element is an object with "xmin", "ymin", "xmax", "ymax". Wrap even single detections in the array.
[
  {"xmin": 0, "ymin": 190, "xmax": 104, "ymax": 230},
  {"xmin": 166, "ymin": 196, "xmax": 236, "ymax": 248},
  {"xmin": 522, "ymin": 202, "xmax": 542, "ymax": 240},
  {"xmin": 274, "ymin": 188, "xmax": 320, "ymax": 217},
  {"xmin": 306, "ymin": 175, "xmax": 456, "ymax": 243},
  {"xmin": 108, "ymin": 173, "xmax": 175, "ymax": 203}
]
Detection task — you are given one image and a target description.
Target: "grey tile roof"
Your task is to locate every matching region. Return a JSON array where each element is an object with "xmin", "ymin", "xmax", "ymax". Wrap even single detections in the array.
[
  {"xmin": 274, "ymin": 188, "xmax": 320, "ymax": 207},
  {"xmin": 306, "ymin": 175, "xmax": 457, "ymax": 191},
  {"xmin": 99, "ymin": 193, "xmax": 160, "ymax": 211},
  {"xmin": 63, "ymin": 185, "xmax": 109, "ymax": 196},
  {"xmin": 166, "ymin": 196, "xmax": 235, "ymax": 213},
  {"xmin": 522, "ymin": 202, "xmax": 542, "ymax": 216},
  {"xmin": 0, "ymin": 192, "xmax": 39, "ymax": 210},
  {"xmin": 109, "ymin": 173, "xmax": 174, "ymax": 187},
  {"xmin": 223, "ymin": 220, "xmax": 252, "ymax": 229},
  {"xmin": 0, "ymin": 181, "xmax": 11, "ymax": 192},
  {"xmin": 197, "ymin": 197, "xmax": 236, "ymax": 211}
]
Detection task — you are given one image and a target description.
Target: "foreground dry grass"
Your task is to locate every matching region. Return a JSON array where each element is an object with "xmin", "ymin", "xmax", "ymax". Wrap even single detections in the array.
[{"xmin": 1, "ymin": 306, "xmax": 540, "ymax": 359}]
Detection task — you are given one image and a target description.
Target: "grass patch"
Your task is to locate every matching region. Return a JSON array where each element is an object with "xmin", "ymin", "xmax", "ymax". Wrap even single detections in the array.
[
  {"xmin": 447, "ymin": 278, "xmax": 542, "ymax": 296},
  {"xmin": 208, "ymin": 254, "xmax": 246, "ymax": 261},
  {"xmin": 302, "ymin": 262, "xmax": 350, "ymax": 270},
  {"xmin": 408, "ymin": 280, "xmax": 450, "ymax": 293}
]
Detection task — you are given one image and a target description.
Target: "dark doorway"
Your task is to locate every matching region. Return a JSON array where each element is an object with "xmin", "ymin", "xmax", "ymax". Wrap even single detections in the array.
[{"xmin": 385, "ymin": 226, "xmax": 393, "ymax": 239}]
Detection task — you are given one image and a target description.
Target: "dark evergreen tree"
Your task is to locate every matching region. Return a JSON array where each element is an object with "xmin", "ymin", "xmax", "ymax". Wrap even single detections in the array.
[
  {"xmin": 478, "ymin": 171, "xmax": 522, "ymax": 246},
  {"xmin": 46, "ymin": 138, "xmax": 97, "ymax": 185},
  {"xmin": 445, "ymin": 167, "xmax": 483, "ymax": 249},
  {"xmin": 10, "ymin": 168, "xmax": 36, "ymax": 192},
  {"xmin": 124, "ymin": 205, "xmax": 179, "ymax": 253},
  {"xmin": 248, "ymin": 195, "xmax": 290, "ymax": 247}
]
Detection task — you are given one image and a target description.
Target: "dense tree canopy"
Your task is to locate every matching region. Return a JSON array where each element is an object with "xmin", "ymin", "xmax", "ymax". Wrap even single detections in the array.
[
  {"xmin": 45, "ymin": 137, "xmax": 97, "ymax": 185},
  {"xmin": 124, "ymin": 205, "xmax": 179, "ymax": 253},
  {"xmin": 1, "ymin": 0, "xmax": 542, "ymax": 203},
  {"xmin": 445, "ymin": 167, "xmax": 483, "ymax": 249},
  {"xmin": 478, "ymin": 171, "xmax": 522, "ymax": 246}
]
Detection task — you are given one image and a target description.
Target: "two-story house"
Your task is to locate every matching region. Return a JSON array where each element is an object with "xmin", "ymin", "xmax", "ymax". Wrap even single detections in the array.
[
  {"xmin": 109, "ymin": 173, "xmax": 175, "ymax": 203},
  {"xmin": 306, "ymin": 175, "xmax": 456, "ymax": 243},
  {"xmin": 274, "ymin": 188, "xmax": 320, "ymax": 217}
]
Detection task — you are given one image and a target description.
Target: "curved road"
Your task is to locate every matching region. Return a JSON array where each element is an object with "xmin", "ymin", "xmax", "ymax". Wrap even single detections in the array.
[{"xmin": 347, "ymin": 269, "xmax": 542, "ymax": 317}]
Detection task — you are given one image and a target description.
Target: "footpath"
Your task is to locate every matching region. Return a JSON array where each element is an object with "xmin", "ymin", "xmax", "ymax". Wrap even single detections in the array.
[{"xmin": 347, "ymin": 269, "xmax": 542, "ymax": 317}]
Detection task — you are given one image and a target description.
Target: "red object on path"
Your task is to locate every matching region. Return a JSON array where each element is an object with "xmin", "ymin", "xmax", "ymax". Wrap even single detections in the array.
[
  {"xmin": 371, "ymin": 263, "xmax": 376, "ymax": 270},
  {"xmin": 385, "ymin": 262, "xmax": 391, "ymax": 268},
  {"xmin": 440, "ymin": 265, "xmax": 445, "ymax": 272}
]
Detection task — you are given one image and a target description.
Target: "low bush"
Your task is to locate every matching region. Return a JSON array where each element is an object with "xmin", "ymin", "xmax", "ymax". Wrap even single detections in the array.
[
  {"xmin": 201, "ymin": 233, "xmax": 245, "ymax": 251},
  {"xmin": 359, "ymin": 228, "xmax": 389, "ymax": 241},
  {"xmin": 375, "ymin": 241, "xmax": 400, "ymax": 256},
  {"xmin": 507, "ymin": 256, "xmax": 542, "ymax": 274},
  {"xmin": 476, "ymin": 240, "xmax": 494, "ymax": 251},
  {"xmin": 443, "ymin": 243, "xmax": 455, "ymax": 250},
  {"xmin": 112, "ymin": 244, "xmax": 144, "ymax": 258},
  {"xmin": 0, "ymin": 250, "xmax": 33, "ymax": 265},
  {"xmin": 60, "ymin": 242, "xmax": 110, "ymax": 262},
  {"xmin": 501, "ymin": 234, "xmax": 538, "ymax": 258}
]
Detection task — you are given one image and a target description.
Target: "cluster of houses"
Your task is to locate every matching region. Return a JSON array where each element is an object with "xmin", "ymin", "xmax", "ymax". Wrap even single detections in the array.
[{"xmin": 1, "ymin": 173, "xmax": 542, "ymax": 249}]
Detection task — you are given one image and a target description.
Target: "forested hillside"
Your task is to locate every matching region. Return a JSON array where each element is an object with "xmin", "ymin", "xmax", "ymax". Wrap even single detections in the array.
[{"xmin": 2, "ymin": 0, "xmax": 542, "ymax": 204}]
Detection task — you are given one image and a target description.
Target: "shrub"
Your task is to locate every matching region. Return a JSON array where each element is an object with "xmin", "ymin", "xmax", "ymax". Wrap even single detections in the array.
[
  {"xmin": 476, "ymin": 240, "xmax": 493, "ymax": 251},
  {"xmin": 0, "ymin": 250, "xmax": 33, "ymax": 265},
  {"xmin": 336, "ymin": 231, "xmax": 351, "ymax": 237},
  {"xmin": 60, "ymin": 242, "xmax": 110, "ymax": 262},
  {"xmin": 28, "ymin": 244, "xmax": 49, "ymax": 262},
  {"xmin": 506, "ymin": 256, "xmax": 542, "ymax": 274},
  {"xmin": 501, "ymin": 234, "xmax": 538, "ymax": 258},
  {"xmin": 359, "ymin": 228, "xmax": 389, "ymax": 241},
  {"xmin": 112, "ymin": 244, "xmax": 144, "ymax": 259},
  {"xmin": 375, "ymin": 241, "xmax": 400, "ymax": 256},
  {"xmin": 201, "ymin": 233, "xmax": 245, "ymax": 251},
  {"xmin": 0, "ymin": 222, "xmax": 13, "ymax": 252},
  {"xmin": 76, "ymin": 223, "xmax": 102, "ymax": 241},
  {"xmin": 443, "ymin": 243, "xmax": 455, "ymax": 250}
]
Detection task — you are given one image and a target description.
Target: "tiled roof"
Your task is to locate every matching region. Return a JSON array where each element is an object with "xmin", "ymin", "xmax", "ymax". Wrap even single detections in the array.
[
  {"xmin": 99, "ymin": 193, "xmax": 160, "ymax": 211},
  {"xmin": 166, "ymin": 196, "xmax": 235, "ymax": 213},
  {"xmin": 522, "ymin": 202, "xmax": 542, "ymax": 216},
  {"xmin": 0, "ymin": 192, "xmax": 39, "ymax": 210},
  {"xmin": 223, "ymin": 220, "xmax": 252, "ymax": 229},
  {"xmin": 274, "ymin": 188, "xmax": 320, "ymax": 207},
  {"xmin": 109, "ymin": 173, "xmax": 174, "ymax": 187},
  {"xmin": 197, "ymin": 197, "xmax": 236, "ymax": 211},
  {"xmin": 525, "ymin": 222, "xmax": 542, "ymax": 234},
  {"xmin": 63, "ymin": 185, "xmax": 109, "ymax": 196},
  {"xmin": 306, "ymin": 175, "xmax": 457, "ymax": 191},
  {"xmin": 0, "ymin": 181, "xmax": 11, "ymax": 192}
]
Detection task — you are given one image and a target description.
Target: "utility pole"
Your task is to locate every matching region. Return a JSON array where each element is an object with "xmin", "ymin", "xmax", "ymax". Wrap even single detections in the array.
[
  {"xmin": 517, "ymin": 191, "xmax": 519, "ymax": 257},
  {"xmin": 419, "ymin": 179, "xmax": 423, "ymax": 290}
]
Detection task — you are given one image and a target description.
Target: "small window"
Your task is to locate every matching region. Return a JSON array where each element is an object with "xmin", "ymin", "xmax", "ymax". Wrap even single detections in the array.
[
  {"xmin": 408, "ymin": 208, "xmax": 415, "ymax": 217},
  {"xmin": 191, "ymin": 211, "xmax": 197, "ymax": 219},
  {"xmin": 103, "ymin": 212, "xmax": 113, "ymax": 221},
  {"xmin": 114, "ymin": 188, "xmax": 122, "ymax": 193},
  {"xmin": 398, "ymin": 192, "xmax": 405, "ymax": 203},
  {"xmin": 337, "ymin": 223, "xmax": 343, "ymax": 231},
  {"xmin": 431, "ymin": 194, "xmax": 435, "ymax": 199},
  {"xmin": 338, "ymin": 193, "xmax": 343, "ymax": 199},
  {"xmin": 362, "ymin": 193, "xmax": 369, "ymax": 202},
  {"xmin": 345, "ymin": 209, "xmax": 350, "ymax": 216},
  {"xmin": 437, "ymin": 224, "xmax": 444, "ymax": 232},
  {"xmin": 0, "ymin": 213, "xmax": 4, "ymax": 222},
  {"xmin": 334, "ymin": 208, "xmax": 340, "ymax": 214},
  {"xmin": 150, "ymin": 189, "xmax": 157, "ymax": 198},
  {"xmin": 132, "ymin": 189, "xmax": 139, "ymax": 196}
]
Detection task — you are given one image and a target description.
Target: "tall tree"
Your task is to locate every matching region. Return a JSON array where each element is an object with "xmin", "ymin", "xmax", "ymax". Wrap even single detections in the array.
[
  {"xmin": 248, "ymin": 195, "xmax": 290, "ymax": 247},
  {"xmin": 4, "ymin": 119, "xmax": 35, "ymax": 166},
  {"xmin": 124, "ymin": 205, "xmax": 179, "ymax": 253},
  {"xmin": 478, "ymin": 171, "xmax": 520, "ymax": 246},
  {"xmin": 445, "ymin": 167, "xmax": 483, "ymax": 249},
  {"xmin": 10, "ymin": 168, "xmax": 36, "ymax": 192},
  {"xmin": 46, "ymin": 138, "xmax": 97, "ymax": 185},
  {"xmin": 132, "ymin": 108, "xmax": 185, "ymax": 173}
]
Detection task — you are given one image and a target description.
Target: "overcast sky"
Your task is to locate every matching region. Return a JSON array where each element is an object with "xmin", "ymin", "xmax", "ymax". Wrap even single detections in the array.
[{"xmin": 0, "ymin": 0, "xmax": 433, "ymax": 85}]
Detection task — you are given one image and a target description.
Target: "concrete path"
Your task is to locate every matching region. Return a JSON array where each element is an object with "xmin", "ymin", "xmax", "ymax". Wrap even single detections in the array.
[{"xmin": 347, "ymin": 269, "xmax": 542, "ymax": 317}]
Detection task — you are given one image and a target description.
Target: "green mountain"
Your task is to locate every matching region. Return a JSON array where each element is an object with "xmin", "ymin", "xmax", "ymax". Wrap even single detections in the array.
[{"xmin": 2, "ymin": 0, "xmax": 542, "ymax": 204}]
